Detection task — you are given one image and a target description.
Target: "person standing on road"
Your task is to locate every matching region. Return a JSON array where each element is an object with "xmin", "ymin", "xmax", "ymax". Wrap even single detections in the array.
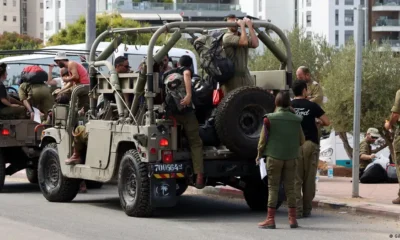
[
  {"xmin": 384, "ymin": 90, "xmax": 400, "ymax": 205},
  {"xmin": 359, "ymin": 128, "xmax": 380, "ymax": 179},
  {"xmin": 291, "ymin": 80, "xmax": 330, "ymax": 219},
  {"xmin": 222, "ymin": 14, "xmax": 258, "ymax": 95},
  {"xmin": 257, "ymin": 91, "xmax": 304, "ymax": 229}
]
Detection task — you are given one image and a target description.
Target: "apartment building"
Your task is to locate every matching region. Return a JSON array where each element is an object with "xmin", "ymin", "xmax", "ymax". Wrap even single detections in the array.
[
  {"xmin": 239, "ymin": 0, "xmax": 296, "ymax": 32},
  {"xmin": 298, "ymin": 0, "xmax": 365, "ymax": 47},
  {"xmin": 369, "ymin": 0, "xmax": 400, "ymax": 51},
  {"xmin": 0, "ymin": 0, "xmax": 44, "ymax": 39}
]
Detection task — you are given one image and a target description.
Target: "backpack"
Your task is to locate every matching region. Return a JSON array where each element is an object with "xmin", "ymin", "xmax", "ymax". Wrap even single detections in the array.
[
  {"xmin": 193, "ymin": 33, "xmax": 235, "ymax": 84},
  {"xmin": 20, "ymin": 65, "xmax": 48, "ymax": 85},
  {"xmin": 163, "ymin": 67, "xmax": 194, "ymax": 115}
]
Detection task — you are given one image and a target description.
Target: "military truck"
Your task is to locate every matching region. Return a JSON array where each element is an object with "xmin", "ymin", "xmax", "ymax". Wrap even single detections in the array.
[{"xmin": 37, "ymin": 21, "xmax": 293, "ymax": 217}]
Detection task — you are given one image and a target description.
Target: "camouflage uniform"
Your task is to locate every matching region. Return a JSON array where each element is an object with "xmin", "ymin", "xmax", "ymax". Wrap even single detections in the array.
[
  {"xmin": 390, "ymin": 90, "xmax": 400, "ymax": 199},
  {"xmin": 257, "ymin": 108, "xmax": 304, "ymax": 208},
  {"xmin": 19, "ymin": 82, "xmax": 54, "ymax": 115},
  {"xmin": 221, "ymin": 32, "xmax": 255, "ymax": 95},
  {"xmin": 359, "ymin": 140, "xmax": 372, "ymax": 179}
]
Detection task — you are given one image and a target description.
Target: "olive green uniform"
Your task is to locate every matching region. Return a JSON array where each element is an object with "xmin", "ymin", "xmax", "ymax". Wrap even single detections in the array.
[
  {"xmin": 19, "ymin": 82, "xmax": 54, "ymax": 115},
  {"xmin": 221, "ymin": 32, "xmax": 255, "ymax": 95},
  {"xmin": 0, "ymin": 105, "xmax": 27, "ymax": 119},
  {"xmin": 257, "ymin": 108, "xmax": 304, "ymax": 208},
  {"xmin": 307, "ymin": 81, "xmax": 324, "ymax": 106},
  {"xmin": 359, "ymin": 140, "xmax": 372, "ymax": 178},
  {"xmin": 390, "ymin": 90, "xmax": 400, "ymax": 198}
]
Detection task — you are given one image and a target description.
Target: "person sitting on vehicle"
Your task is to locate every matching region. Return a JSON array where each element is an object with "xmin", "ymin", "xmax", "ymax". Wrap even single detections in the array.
[
  {"xmin": 222, "ymin": 14, "xmax": 259, "ymax": 95},
  {"xmin": 359, "ymin": 128, "xmax": 380, "ymax": 179},
  {"xmin": 18, "ymin": 66, "xmax": 55, "ymax": 121},
  {"xmin": 165, "ymin": 55, "xmax": 204, "ymax": 189},
  {"xmin": 0, "ymin": 63, "xmax": 27, "ymax": 119},
  {"xmin": 47, "ymin": 65, "xmax": 67, "ymax": 92}
]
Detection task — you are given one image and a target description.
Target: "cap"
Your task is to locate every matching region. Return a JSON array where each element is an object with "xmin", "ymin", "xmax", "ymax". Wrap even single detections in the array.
[
  {"xmin": 54, "ymin": 51, "xmax": 68, "ymax": 61},
  {"xmin": 367, "ymin": 128, "xmax": 380, "ymax": 138}
]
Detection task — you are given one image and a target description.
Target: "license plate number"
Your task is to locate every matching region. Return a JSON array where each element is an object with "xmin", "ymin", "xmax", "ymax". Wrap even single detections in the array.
[{"xmin": 153, "ymin": 164, "xmax": 184, "ymax": 173}]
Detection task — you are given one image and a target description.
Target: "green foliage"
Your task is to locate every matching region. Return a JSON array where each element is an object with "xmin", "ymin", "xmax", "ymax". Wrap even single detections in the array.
[
  {"xmin": 47, "ymin": 13, "xmax": 154, "ymax": 46},
  {"xmin": 323, "ymin": 42, "xmax": 400, "ymax": 133},
  {"xmin": 0, "ymin": 32, "xmax": 43, "ymax": 50}
]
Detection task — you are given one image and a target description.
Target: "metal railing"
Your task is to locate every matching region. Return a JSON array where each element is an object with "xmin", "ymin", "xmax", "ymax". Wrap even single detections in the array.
[
  {"xmin": 375, "ymin": 18, "xmax": 400, "ymax": 26},
  {"xmin": 108, "ymin": 1, "xmax": 241, "ymax": 12},
  {"xmin": 379, "ymin": 39, "xmax": 400, "ymax": 46},
  {"xmin": 374, "ymin": 0, "xmax": 400, "ymax": 6}
]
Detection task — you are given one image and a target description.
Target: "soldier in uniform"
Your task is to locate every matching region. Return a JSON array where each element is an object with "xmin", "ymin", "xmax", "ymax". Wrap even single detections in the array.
[
  {"xmin": 359, "ymin": 128, "xmax": 380, "ymax": 179},
  {"xmin": 0, "ymin": 63, "xmax": 27, "ymax": 119},
  {"xmin": 296, "ymin": 66, "xmax": 324, "ymax": 106},
  {"xmin": 257, "ymin": 91, "xmax": 304, "ymax": 229},
  {"xmin": 222, "ymin": 14, "xmax": 259, "ymax": 95},
  {"xmin": 384, "ymin": 90, "xmax": 400, "ymax": 205}
]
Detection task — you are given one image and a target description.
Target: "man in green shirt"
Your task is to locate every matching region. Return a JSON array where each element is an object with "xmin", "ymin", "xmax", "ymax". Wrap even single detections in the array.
[
  {"xmin": 222, "ymin": 14, "xmax": 259, "ymax": 95},
  {"xmin": 359, "ymin": 128, "xmax": 380, "ymax": 179}
]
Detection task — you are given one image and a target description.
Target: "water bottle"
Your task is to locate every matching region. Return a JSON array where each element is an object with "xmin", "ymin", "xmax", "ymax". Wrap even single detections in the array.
[
  {"xmin": 327, "ymin": 165, "xmax": 334, "ymax": 178},
  {"xmin": 315, "ymin": 169, "xmax": 320, "ymax": 192}
]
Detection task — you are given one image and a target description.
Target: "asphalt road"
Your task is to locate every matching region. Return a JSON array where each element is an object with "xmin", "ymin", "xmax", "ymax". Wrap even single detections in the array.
[{"xmin": 0, "ymin": 178, "xmax": 399, "ymax": 240}]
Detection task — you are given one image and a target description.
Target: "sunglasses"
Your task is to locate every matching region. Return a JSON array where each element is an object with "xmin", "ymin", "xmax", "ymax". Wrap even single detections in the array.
[{"xmin": 371, "ymin": 136, "xmax": 379, "ymax": 140}]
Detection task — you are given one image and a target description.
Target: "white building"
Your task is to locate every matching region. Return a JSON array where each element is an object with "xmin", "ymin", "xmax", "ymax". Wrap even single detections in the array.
[
  {"xmin": 43, "ymin": 0, "xmax": 107, "ymax": 44},
  {"xmin": 297, "ymin": 0, "xmax": 364, "ymax": 47},
  {"xmin": 239, "ymin": 0, "xmax": 296, "ymax": 32}
]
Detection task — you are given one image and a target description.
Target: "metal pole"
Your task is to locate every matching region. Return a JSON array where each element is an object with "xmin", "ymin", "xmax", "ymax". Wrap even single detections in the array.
[
  {"xmin": 86, "ymin": 0, "xmax": 97, "ymax": 57},
  {"xmin": 352, "ymin": 6, "xmax": 364, "ymax": 198},
  {"xmin": 364, "ymin": 0, "xmax": 369, "ymax": 45}
]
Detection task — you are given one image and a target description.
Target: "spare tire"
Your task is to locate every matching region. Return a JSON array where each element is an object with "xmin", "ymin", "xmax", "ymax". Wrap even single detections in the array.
[{"xmin": 215, "ymin": 86, "xmax": 275, "ymax": 158}]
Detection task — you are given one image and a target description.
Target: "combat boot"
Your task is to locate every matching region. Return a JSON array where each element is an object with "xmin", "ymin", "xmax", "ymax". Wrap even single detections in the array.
[
  {"xmin": 195, "ymin": 173, "xmax": 205, "ymax": 189},
  {"xmin": 258, "ymin": 208, "xmax": 276, "ymax": 229},
  {"xmin": 65, "ymin": 147, "xmax": 81, "ymax": 165},
  {"xmin": 392, "ymin": 197, "xmax": 400, "ymax": 204},
  {"xmin": 288, "ymin": 208, "xmax": 299, "ymax": 228}
]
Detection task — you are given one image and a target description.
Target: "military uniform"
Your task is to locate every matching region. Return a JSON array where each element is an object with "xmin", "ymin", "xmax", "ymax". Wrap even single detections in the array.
[
  {"xmin": 359, "ymin": 140, "xmax": 372, "ymax": 179},
  {"xmin": 390, "ymin": 90, "xmax": 400, "ymax": 201},
  {"xmin": 19, "ymin": 82, "xmax": 54, "ymax": 116},
  {"xmin": 0, "ymin": 82, "xmax": 27, "ymax": 119},
  {"xmin": 221, "ymin": 32, "xmax": 255, "ymax": 95},
  {"xmin": 307, "ymin": 81, "xmax": 324, "ymax": 106}
]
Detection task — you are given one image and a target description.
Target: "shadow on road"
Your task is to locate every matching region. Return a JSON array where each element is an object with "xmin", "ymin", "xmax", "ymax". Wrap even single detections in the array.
[{"xmin": 1, "ymin": 183, "xmax": 40, "ymax": 194}]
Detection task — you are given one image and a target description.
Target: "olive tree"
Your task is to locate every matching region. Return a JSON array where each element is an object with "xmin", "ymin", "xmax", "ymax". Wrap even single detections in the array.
[{"xmin": 322, "ymin": 42, "xmax": 400, "ymax": 158}]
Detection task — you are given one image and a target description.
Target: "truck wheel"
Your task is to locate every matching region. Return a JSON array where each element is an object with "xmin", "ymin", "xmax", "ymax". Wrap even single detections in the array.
[
  {"xmin": 118, "ymin": 150, "xmax": 153, "ymax": 217},
  {"xmin": 38, "ymin": 143, "xmax": 80, "ymax": 202},
  {"xmin": 215, "ymin": 86, "xmax": 275, "ymax": 158},
  {"xmin": 26, "ymin": 167, "xmax": 38, "ymax": 184},
  {"xmin": 176, "ymin": 180, "xmax": 188, "ymax": 196},
  {"xmin": 0, "ymin": 151, "xmax": 5, "ymax": 192},
  {"xmin": 243, "ymin": 178, "xmax": 284, "ymax": 211},
  {"xmin": 85, "ymin": 180, "xmax": 103, "ymax": 189}
]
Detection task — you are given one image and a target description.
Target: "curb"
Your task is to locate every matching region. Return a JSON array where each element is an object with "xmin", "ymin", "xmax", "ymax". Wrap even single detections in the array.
[{"xmin": 198, "ymin": 186, "xmax": 400, "ymax": 220}]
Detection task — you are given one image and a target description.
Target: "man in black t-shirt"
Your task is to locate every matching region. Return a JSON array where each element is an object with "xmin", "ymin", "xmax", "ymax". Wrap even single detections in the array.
[{"xmin": 291, "ymin": 80, "xmax": 330, "ymax": 219}]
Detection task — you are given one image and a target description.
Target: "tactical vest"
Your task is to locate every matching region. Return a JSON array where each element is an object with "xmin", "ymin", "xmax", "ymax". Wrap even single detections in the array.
[{"xmin": 264, "ymin": 108, "xmax": 303, "ymax": 160}]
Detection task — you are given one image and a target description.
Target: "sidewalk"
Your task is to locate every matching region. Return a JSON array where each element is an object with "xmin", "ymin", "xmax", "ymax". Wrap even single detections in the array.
[{"xmin": 200, "ymin": 176, "xmax": 400, "ymax": 220}]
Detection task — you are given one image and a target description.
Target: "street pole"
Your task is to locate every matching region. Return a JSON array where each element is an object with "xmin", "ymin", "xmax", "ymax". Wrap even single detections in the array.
[
  {"xmin": 85, "ymin": 0, "xmax": 97, "ymax": 58},
  {"xmin": 364, "ymin": 0, "xmax": 369, "ymax": 45},
  {"xmin": 352, "ymin": 6, "xmax": 364, "ymax": 198}
]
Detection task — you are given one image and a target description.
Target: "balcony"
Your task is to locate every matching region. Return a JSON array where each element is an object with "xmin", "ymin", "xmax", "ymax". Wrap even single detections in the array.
[
  {"xmin": 372, "ymin": 18, "xmax": 400, "ymax": 31},
  {"xmin": 378, "ymin": 38, "xmax": 400, "ymax": 51},
  {"xmin": 373, "ymin": 0, "xmax": 400, "ymax": 11}
]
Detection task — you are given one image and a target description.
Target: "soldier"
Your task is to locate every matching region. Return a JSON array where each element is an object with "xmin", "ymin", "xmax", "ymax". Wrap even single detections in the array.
[
  {"xmin": 359, "ymin": 128, "xmax": 380, "ymax": 179},
  {"xmin": 257, "ymin": 91, "xmax": 304, "ymax": 229},
  {"xmin": 296, "ymin": 66, "xmax": 324, "ymax": 106},
  {"xmin": 384, "ymin": 90, "xmax": 400, "ymax": 205},
  {"xmin": 291, "ymin": 80, "xmax": 330, "ymax": 218},
  {"xmin": 0, "ymin": 63, "xmax": 27, "ymax": 119},
  {"xmin": 222, "ymin": 14, "xmax": 259, "ymax": 95}
]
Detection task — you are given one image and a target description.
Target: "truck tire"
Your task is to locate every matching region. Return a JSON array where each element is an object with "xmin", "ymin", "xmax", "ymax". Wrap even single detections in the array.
[
  {"xmin": 0, "ymin": 151, "xmax": 5, "ymax": 192},
  {"xmin": 176, "ymin": 180, "xmax": 188, "ymax": 196},
  {"xmin": 215, "ymin": 86, "xmax": 275, "ymax": 158},
  {"xmin": 85, "ymin": 180, "xmax": 103, "ymax": 189},
  {"xmin": 243, "ymin": 178, "xmax": 284, "ymax": 211},
  {"xmin": 118, "ymin": 150, "xmax": 153, "ymax": 217},
  {"xmin": 38, "ymin": 143, "xmax": 80, "ymax": 202},
  {"xmin": 26, "ymin": 167, "xmax": 38, "ymax": 184}
]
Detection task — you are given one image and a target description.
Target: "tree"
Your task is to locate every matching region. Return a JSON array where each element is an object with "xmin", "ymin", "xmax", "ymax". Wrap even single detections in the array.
[
  {"xmin": 47, "ymin": 13, "xmax": 154, "ymax": 46},
  {"xmin": 0, "ymin": 32, "xmax": 43, "ymax": 50},
  {"xmin": 322, "ymin": 42, "xmax": 400, "ymax": 159}
]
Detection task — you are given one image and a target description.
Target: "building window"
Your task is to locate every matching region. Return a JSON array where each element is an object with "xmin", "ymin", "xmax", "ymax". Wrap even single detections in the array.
[
  {"xmin": 335, "ymin": 30, "xmax": 339, "ymax": 46},
  {"xmin": 345, "ymin": 0, "xmax": 354, "ymax": 5},
  {"xmin": 3, "ymin": 0, "xmax": 6, "ymax": 6},
  {"xmin": 335, "ymin": 9, "xmax": 339, "ymax": 26},
  {"xmin": 360, "ymin": 0, "xmax": 365, "ymax": 5},
  {"xmin": 3, "ymin": 15, "xmax": 7, "ymax": 21},
  {"xmin": 307, "ymin": 0, "xmax": 311, "ymax": 7},
  {"xmin": 40, "ymin": 32, "xmax": 44, "ymax": 39},
  {"xmin": 40, "ymin": 2, "xmax": 43, "ymax": 9},
  {"xmin": 12, "ymin": 0, "xmax": 15, "ymax": 7},
  {"xmin": 307, "ymin": 31, "xmax": 312, "ymax": 38},
  {"xmin": 259, "ymin": 0, "xmax": 262, "ymax": 12},
  {"xmin": 58, "ymin": 0, "xmax": 61, "ymax": 8},
  {"xmin": 306, "ymin": 11, "xmax": 311, "ymax": 27},
  {"xmin": 344, "ymin": 9, "xmax": 354, "ymax": 26},
  {"xmin": 40, "ymin": 17, "xmax": 43, "ymax": 24},
  {"xmin": 336, "ymin": 0, "xmax": 339, "ymax": 5},
  {"xmin": 13, "ymin": 16, "xmax": 16, "ymax": 22},
  {"xmin": 345, "ymin": 30, "xmax": 354, "ymax": 43}
]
